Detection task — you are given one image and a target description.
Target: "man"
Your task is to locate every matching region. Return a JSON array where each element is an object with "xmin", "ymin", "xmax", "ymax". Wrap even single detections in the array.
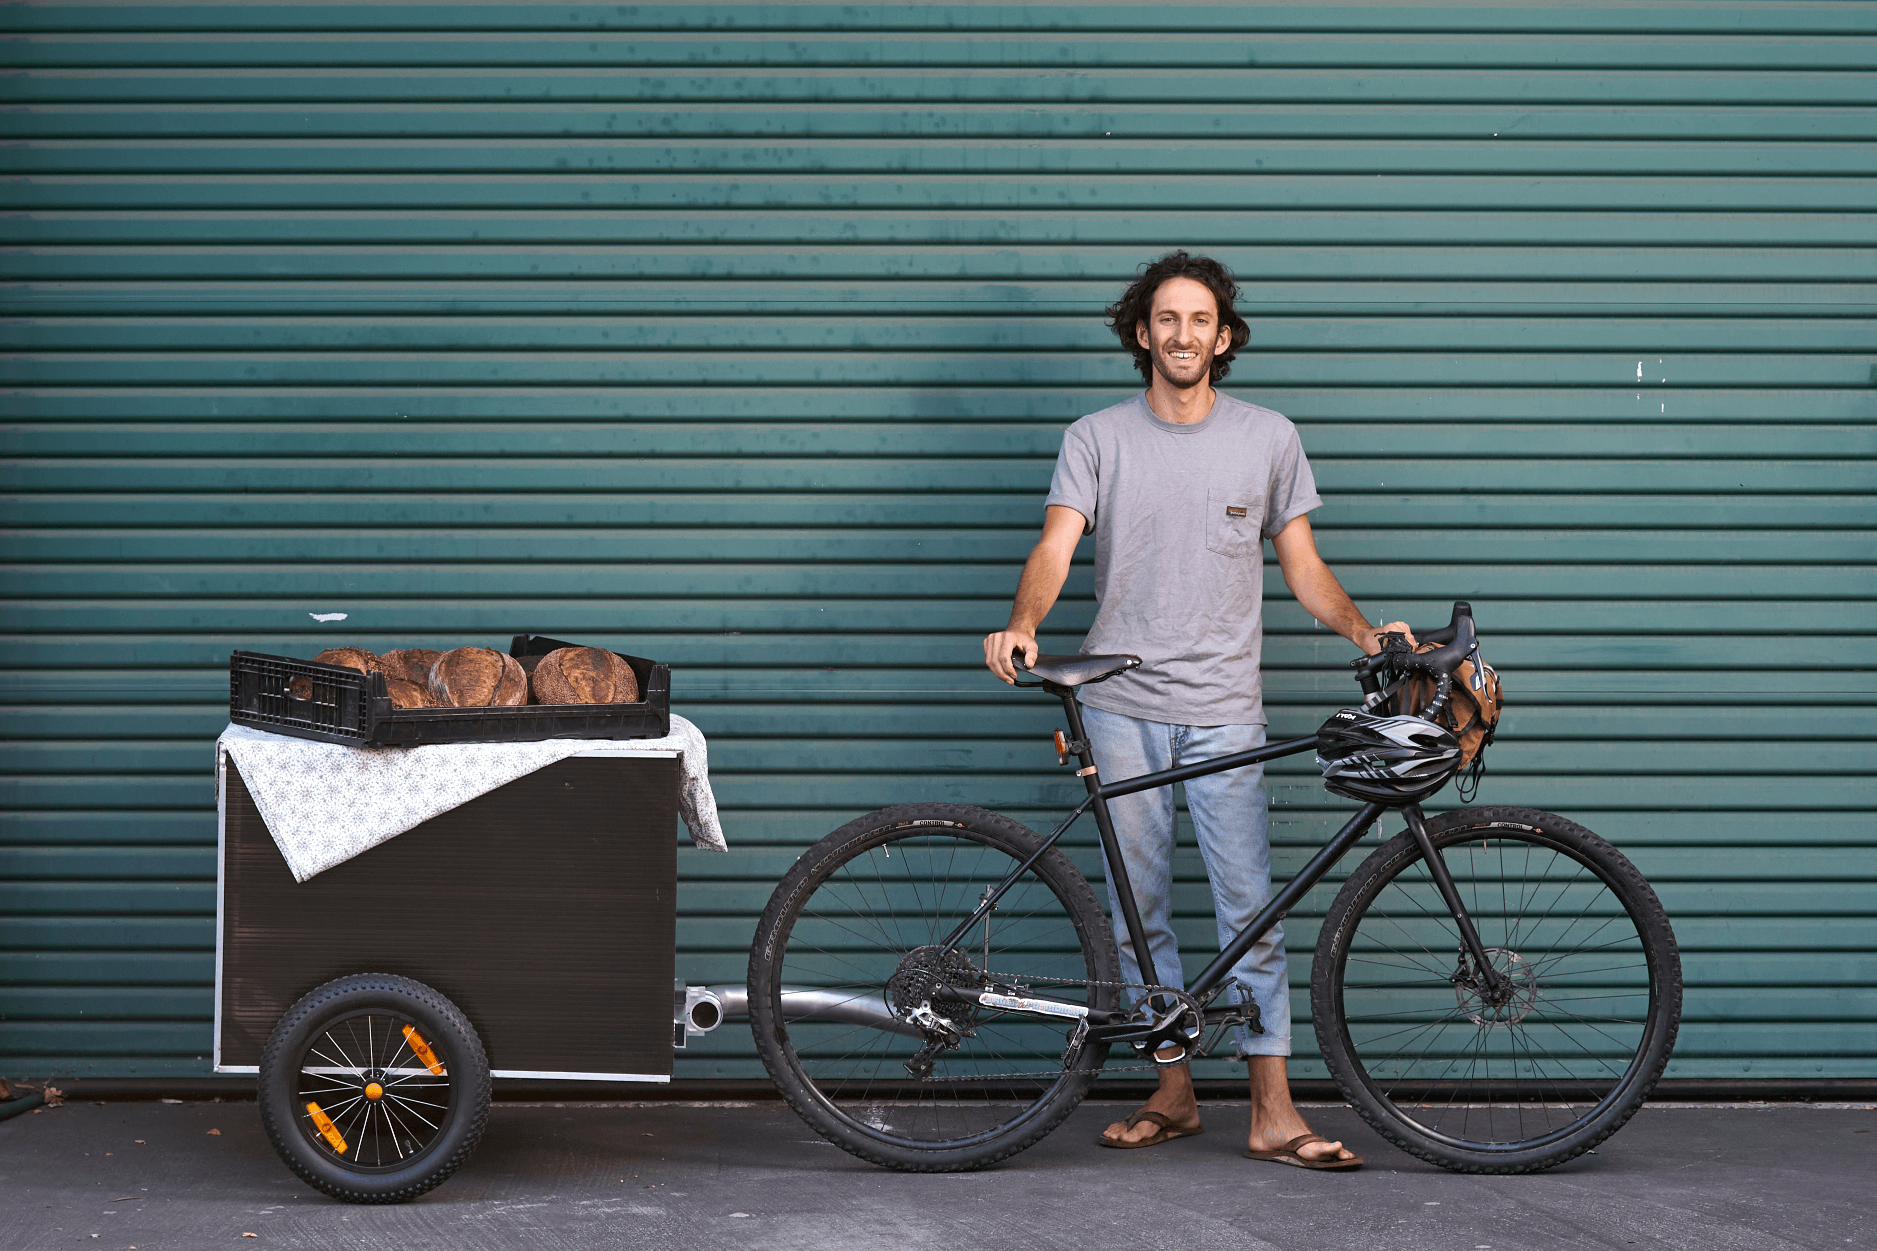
[{"xmin": 982, "ymin": 251, "xmax": 1410, "ymax": 1168}]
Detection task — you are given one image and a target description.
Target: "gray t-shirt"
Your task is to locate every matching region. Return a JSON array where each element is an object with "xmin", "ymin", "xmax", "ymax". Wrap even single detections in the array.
[{"xmin": 1044, "ymin": 391, "xmax": 1322, "ymax": 726}]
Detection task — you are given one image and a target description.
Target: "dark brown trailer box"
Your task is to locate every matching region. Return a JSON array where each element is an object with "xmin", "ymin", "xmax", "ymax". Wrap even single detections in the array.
[{"xmin": 215, "ymin": 750, "xmax": 679, "ymax": 1082}]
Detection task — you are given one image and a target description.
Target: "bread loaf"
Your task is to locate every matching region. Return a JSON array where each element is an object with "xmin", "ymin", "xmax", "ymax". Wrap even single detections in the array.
[
  {"xmin": 530, "ymin": 646, "xmax": 639, "ymax": 705},
  {"xmin": 380, "ymin": 648, "xmax": 443, "ymax": 685},
  {"xmin": 312, "ymin": 647, "xmax": 384, "ymax": 675},
  {"xmin": 385, "ymin": 677, "xmax": 438, "ymax": 709},
  {"xmin": 429, "ymin": 647, "xmax": 527, "ymax": 708}
]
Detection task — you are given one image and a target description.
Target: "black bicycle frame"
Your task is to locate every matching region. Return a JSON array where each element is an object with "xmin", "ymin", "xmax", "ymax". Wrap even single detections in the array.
[{"xmin": 933, "ymin": 681, "xmax": 1502, "ymax": 1051}]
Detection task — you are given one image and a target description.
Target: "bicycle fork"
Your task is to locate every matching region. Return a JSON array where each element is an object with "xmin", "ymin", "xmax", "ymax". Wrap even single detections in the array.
[{"xmin": 1403, "ymin": 806, "xmax": 1511, "ymax": 1000}]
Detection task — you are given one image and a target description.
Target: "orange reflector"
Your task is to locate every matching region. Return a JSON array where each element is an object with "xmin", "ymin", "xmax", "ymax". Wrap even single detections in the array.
[
  {"xmin": 364, "ymin": 1081, "xmax": 383, "ymax": 1101},
  {"xmin": 305, "ymin": 1102, "xmax": 347, "ymax": 1155},
  {"xmin": 402, "ymin": 1023, "xmax": 444, "ymax": 1075}
]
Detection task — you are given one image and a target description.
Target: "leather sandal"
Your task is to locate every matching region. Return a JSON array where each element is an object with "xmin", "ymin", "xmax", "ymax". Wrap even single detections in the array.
[
  {"xmin": 1243, "ymin": 1132, "xmax": 1363, "ymax": 1170},
  {"xmin": 1096, "ymin": 1109, "xmax": 1204, "ymax": 1149}
]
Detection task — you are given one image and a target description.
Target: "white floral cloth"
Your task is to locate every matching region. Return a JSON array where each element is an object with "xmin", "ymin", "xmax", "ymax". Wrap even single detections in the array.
[{"xmin": 217, "ymin": 715, "xmax": 727, "ymax": 882}]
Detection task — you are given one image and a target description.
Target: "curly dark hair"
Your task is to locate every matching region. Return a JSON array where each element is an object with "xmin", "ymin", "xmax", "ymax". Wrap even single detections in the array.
[{"xmin": 1104, "ymin": 250, "xmax": 1250, "ymax": 385}]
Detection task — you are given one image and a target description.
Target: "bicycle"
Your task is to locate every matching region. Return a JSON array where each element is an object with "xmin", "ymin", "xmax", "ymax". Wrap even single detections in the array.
[{"xmin": 748, "ymin": 602, "xmax": 1682, "ymax": 1174}]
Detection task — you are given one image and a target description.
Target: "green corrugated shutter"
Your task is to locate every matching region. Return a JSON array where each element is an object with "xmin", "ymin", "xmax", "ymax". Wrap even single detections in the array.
[{"xmin": 2, "ymin": 3, "xmax": 1871, "ymax": 1085}]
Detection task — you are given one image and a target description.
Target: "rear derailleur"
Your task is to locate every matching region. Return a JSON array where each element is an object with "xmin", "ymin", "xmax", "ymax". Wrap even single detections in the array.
[{"xmin": 887, "ymin": 946, "xmax": 983, "ymax": 1078}]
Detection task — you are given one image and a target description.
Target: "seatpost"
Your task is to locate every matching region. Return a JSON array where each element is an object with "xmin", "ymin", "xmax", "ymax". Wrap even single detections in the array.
[{"xmin": 1059, "ymin": 691, "xmax": 1161, "ymax": 988}]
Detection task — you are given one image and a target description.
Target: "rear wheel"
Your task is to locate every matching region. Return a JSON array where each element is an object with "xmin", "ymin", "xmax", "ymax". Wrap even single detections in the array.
[
  {"xmin": 1313, "ymin": 806, "xmax": 1681, "ymax": 1173},
  {"xmin": 258, "ymin": 974, "xmax": 490, "ymax": 1203},
  {"xmin": 749, "ymin": 803, "xmax": 1121, "ymax": 1171}
]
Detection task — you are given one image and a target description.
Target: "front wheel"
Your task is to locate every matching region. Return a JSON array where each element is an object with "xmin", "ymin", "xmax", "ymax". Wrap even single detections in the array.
[
  {"xmin": 258, "ymin": 974, "xmax": 491, "ymax": 1203},
  {"xmin": 749, "ymin": 803, "xmax": 1121, "ymax": 1171},
  {"xmin": 1313, "ymin": 806, "xmax": 1681, "ymax": 1174}
]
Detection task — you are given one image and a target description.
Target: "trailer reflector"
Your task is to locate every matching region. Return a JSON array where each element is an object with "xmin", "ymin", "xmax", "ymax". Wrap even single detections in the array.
[
  {"xmin": 305, "ymin": 1102, "xmax": 347, "ymax": 1155},
  {"xmin": 403, "ymin": 1024, "xmax": 445, "ymax": 1075}
]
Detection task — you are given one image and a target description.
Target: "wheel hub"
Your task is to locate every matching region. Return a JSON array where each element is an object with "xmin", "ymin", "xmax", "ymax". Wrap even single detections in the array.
[{"xmin": 1454, "ymin": 947, "xmax": 1538, "ymax": 1026}]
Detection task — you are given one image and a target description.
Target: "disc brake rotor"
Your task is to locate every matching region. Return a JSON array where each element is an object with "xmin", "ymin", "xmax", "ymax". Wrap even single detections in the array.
[{"xmin": 1455, "ymin": 947, "xmax": 1538, "ymax": 1026}]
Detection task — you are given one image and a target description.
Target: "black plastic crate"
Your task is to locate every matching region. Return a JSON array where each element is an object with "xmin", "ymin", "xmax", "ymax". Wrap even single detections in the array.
[{"xmin": 229, "ymin": 634, "xmax": 672, "ymax": 747}]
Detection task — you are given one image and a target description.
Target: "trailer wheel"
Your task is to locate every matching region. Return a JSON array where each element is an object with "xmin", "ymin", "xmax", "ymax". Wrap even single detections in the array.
[{"xmin": 257, "ymin": 974, "xmax": 490, "ymax": 1203}]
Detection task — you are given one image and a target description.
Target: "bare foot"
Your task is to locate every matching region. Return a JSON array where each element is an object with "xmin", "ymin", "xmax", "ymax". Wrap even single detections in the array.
[
  {"xmin": 1246, "ymin": 1128, "xmax": 1359, "ymax": 1163},
  {"xmin": 1101, "ymin": 1057, "xmax": 1202, "ymax": 1145},
  {"xmin": 1244, "ymin": 1054, "xmax": 1359, "ymax": 1163}
]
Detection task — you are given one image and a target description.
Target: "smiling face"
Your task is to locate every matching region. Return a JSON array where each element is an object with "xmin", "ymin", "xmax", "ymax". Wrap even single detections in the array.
[{"xmin": 1135, "ymin": 275, "xmax": 1234, "ymax": 391}]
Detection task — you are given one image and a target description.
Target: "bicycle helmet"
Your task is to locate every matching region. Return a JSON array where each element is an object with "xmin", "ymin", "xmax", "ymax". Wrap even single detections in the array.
[{"xmin": 1315, "ymin": 708, "xmax": 1463, "ymax": 805}]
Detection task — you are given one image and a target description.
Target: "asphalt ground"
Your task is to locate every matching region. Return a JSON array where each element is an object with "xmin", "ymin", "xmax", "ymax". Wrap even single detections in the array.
[{"xmin": 4, "ymin": 1097, "xmax": 1873, "ymax": 1251}]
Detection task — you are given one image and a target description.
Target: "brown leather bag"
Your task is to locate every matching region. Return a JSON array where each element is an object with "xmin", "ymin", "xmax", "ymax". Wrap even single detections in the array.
[{"xmin": 1402, "ymin": 646, "xmax": 1503, "ymax": 766}]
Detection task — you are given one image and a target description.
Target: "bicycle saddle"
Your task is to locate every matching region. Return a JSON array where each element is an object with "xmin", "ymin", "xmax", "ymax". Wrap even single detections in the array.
[{"xmin": 1015, "ymin": 652, "xmax": 1142, "ymax": 688}]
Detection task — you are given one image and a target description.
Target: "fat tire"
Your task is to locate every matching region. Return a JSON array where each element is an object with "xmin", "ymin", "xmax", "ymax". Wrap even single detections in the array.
[
  {"xmin": 1312, "ymin": 806, "xmax": 1681, "ymax": 1174},
  {"xmin": 257, "ymin": 974, "xmax": 491, "ymax": 1203},
  {"xmin": 749, "ymin": 802, "xmax": 1120, "ymax": 1171}
]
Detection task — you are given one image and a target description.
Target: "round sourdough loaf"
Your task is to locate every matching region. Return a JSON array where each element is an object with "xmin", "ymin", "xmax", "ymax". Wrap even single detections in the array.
[
  {"xmin": 530, "ymin": 646, "xmax": 639, "ymax": 705},
  {"xmin": 312, "ymin": 647, "xmax": 383, "ymax": 675},
  {"xmin": 385, "ymin": 677, "xmax": 437, "ymax": 709},
  {"xmin": 429, "ymin": 647, "xmax": 528, "ymax": 708},
  {"xmin": 380, "ymin": 648, "xmax": 443, "ymax": 685}
]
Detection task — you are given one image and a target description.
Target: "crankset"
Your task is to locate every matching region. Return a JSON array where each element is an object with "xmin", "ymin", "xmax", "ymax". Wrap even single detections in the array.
[{"xmin": 1121, "ymin": 985, "xmax": 1208, "ymax": 1065}]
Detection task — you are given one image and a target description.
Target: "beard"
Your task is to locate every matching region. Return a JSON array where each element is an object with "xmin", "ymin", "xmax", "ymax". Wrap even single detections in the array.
[{"xmin": 1151, "ymin": 346, "xmax": 1214, "ymax": 389}]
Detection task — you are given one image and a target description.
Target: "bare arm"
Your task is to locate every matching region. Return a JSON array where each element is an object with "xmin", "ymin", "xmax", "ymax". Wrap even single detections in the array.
[
  {"xmin": 1270, "ymin": 513, "xmax": 1412, "ymax": 656},
  {"xmin": 983, "ymin": 504, "xmax": 1087, "ymax": 683}
]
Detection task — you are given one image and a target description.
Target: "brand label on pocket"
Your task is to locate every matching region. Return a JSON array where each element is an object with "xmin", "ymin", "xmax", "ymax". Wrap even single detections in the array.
[{"xmin": 1225, "ymin": 505, "xmax": 1247, "ymax": 518}]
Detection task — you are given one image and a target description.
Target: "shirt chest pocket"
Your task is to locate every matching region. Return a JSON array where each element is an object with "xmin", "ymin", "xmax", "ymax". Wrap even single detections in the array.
[{"xmin": 1205, "ymin": 488, "xmax": 1265, "ymax": 559}]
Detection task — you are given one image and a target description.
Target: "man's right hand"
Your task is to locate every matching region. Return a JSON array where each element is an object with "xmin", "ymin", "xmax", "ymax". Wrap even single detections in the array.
[
  {"xmin": 983, "ymin": 630, "xmax": 1038, "ymax": 685},
  {"xmin": 984, "ymin": 506, "xmax": 1085, "ymax": 685}
]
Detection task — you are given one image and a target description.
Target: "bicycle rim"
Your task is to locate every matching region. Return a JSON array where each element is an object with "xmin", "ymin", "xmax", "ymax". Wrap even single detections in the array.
[
  {"xmin": 293, "ymin": 1009, "xmax": 455, "ymax": 1170},
  {"xmin": 765, "ymin": 815, "xmax": 1116, "ymax": 1156},
  {"xmin": 1324, "ymin": 816, "xmax": 1677, "ymax": 1162}
]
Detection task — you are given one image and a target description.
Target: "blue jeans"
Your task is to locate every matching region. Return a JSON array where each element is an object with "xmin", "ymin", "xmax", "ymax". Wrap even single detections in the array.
[{"xmin": 1080, "ymin": 704, "xmax": 1290, "ymax": 1057}]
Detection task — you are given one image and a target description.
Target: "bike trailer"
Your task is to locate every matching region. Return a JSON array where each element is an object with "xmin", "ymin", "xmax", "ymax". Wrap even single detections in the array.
[{"xmin": 214, "ymin": 746, "xmax": 701, "ymax": 1201}]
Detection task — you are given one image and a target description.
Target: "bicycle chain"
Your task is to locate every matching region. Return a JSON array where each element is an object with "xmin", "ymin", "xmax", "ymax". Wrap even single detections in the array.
[{"xmin": 906, "ymin": 971, "xmax": 1250, "ymax": 1083}]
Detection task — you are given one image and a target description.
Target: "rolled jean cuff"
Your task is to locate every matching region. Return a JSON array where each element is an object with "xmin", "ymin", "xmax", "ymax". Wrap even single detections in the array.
[{"xmin": 1235, "ymin": 1036, "xmax": 1293, "ymax": 1058}]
